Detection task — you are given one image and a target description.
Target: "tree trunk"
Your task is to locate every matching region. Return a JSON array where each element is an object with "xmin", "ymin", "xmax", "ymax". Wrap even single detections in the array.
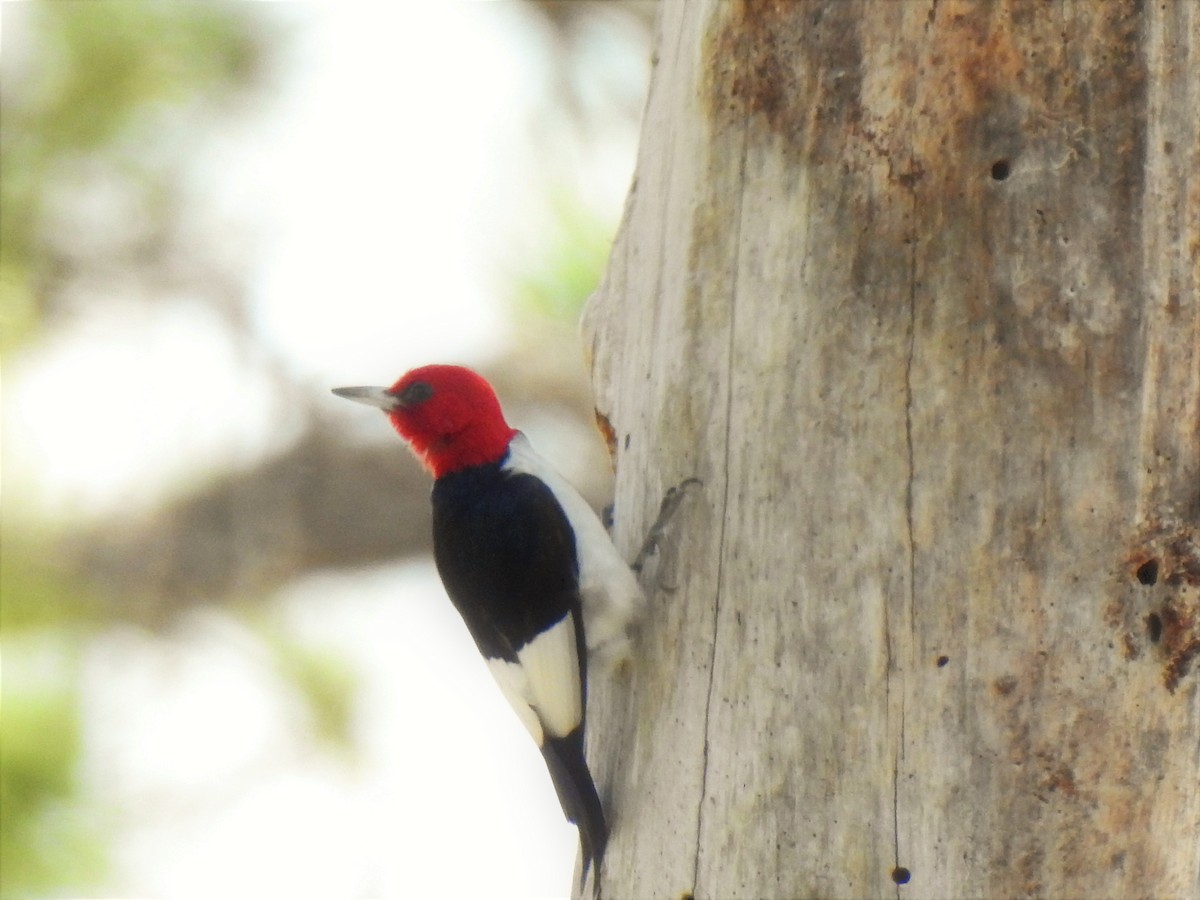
[{"xmin": 582, "ymin": 2, "xmax": 1199, "ymax": 898}]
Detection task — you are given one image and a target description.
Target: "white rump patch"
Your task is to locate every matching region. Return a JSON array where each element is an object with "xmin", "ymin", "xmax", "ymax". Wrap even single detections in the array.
[{"xmin": 487, "ymin": 658, "xmax": 545, "ymax": 744}]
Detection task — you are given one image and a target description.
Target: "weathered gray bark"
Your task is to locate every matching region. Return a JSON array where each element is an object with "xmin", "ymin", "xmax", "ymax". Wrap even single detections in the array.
[{"xmin": 582, "ymin": 2, "xmax": 1199, "ymax": 898}]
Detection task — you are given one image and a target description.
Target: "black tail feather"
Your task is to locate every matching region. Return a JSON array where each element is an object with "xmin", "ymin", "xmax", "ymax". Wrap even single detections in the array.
[{"xmin": 541, "ymin": 727, "xmax": 607, "ymax": 880}]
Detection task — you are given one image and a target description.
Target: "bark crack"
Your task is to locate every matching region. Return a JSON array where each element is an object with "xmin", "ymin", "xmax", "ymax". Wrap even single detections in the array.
[
  {"xmin": 692, "ymin": 55, "xmax": 752, "ymax": 898},
  {"xmin": 903, "ymin": 213, "xmax": 918, "ymax": 701},
  {"xmin": 888, "ymin": 226, "xmax": 918, "ymax": 898},
  {"xmin": 889, "ymin": 259, "xmax": 918, "ymax": 899},
  {"xmin": 894, "ymin": 105, "xmax": 922, "ymax": 900}
]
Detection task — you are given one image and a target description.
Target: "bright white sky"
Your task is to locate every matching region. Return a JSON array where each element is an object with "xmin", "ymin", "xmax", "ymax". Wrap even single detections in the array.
[{"xmin": 4, "ymin": 3, "xmax": 648, "ymax": 897}]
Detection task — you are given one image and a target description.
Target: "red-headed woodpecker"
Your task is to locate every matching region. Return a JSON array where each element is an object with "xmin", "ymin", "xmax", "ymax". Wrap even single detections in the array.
[{"xmin": 333, "ymin": 364, "xmax": 643, "ymax": 881}]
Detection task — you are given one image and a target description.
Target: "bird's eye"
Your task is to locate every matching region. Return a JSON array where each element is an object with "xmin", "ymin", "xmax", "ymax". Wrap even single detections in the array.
[{"xmin": 398, "ymin": 380, "xmax": 434, "ymax": 406}]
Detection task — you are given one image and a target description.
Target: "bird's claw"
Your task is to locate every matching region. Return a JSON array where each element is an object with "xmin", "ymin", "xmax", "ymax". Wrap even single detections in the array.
[{"xmin": 631, "ymin": 478, "xmax": 702, "ymax": 574}]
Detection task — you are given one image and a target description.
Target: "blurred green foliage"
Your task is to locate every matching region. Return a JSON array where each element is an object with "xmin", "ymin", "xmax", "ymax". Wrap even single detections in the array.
[
  {"xmin": 0, "ymin": 537, "xmax": 101, "ymax": 634},
  {"xmin": 510, "ymin": 190, "xmax": 617, "ymax": 325},
  {"xmin": 1, "ymin": 5, "xmax": 276, "ymax": 896},
  {"xmin": 0, "ymin": 1, "xmax": 275, "ymax": 352},
  {"xmin": 0, "ymin": 641, "xmax": 106, "ymax": 897},
  {"xmin": 266, "ymin": 630, "xmax": 360, "ymax": 755}
]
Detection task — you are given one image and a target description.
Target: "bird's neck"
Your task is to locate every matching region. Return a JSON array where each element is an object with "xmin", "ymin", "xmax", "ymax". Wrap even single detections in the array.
[{"xmin": 420, "ymin": 422, "xmax": 519, "ymax": 479}]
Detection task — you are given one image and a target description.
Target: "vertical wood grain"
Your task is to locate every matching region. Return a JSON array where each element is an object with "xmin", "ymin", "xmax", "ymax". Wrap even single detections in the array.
[{"xmin": 583, "ymin": 2, "xmax": 1199, "ymax": 897}]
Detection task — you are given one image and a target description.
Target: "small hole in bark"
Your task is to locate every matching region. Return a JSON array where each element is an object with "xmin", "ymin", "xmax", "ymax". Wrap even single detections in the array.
[
  {"xmin": 991, "ymin": 159, "xmax": 1010, "ymax": 181},
  {"xmin": 624, "ymin": 433, "xmax": 631, "ymax": 450},
  {"xmin": 892, "ymin": 866, "xmax": 912, "ymax": 884},
  {"xmin": 680, "ymin": 894, "xmax": 695, "ymax": 900},
  {"xmin": 937, "ymin": 655, "xmax": 950, "ymax": 667},
  {"xmin": 1136, "ymin": 559, "xmax": 1159, "ymax": 585},
  {"xmin": 1147, "ymin": 612, "xmax": 1163, "ymax": 644}
]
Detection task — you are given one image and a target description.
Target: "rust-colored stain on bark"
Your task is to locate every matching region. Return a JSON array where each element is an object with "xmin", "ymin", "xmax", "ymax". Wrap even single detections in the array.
[
  {"xmin": 594, "ymin": 409, "xmax": 618, "ymax": 467},
  {"xmin": 719, "ymin": 0, "xmax": 803, "ymax": 125},
  {"xmin": 1041, "ymin": 760, "xmax": 1077, "ymax": 799},
  {"xmin": 703, "ymin": 0, "xmax": 868, "ymax": 165},
  {"xmin": 1124, "ymin": 518, "xmax": 1200, "ymax": 692},
  {"xmin": 992, "ymin": 674, "xmax": 1019, "ymax": 696},
  {"xmin": 703, "ymin": 0, "xmax": 1144, "ymax": 177}
]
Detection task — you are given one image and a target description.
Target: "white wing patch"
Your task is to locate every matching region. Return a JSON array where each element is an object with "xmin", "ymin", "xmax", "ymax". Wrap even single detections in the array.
[
  {"xmin": 503, "ymin": 433, "xmax": 645, "ymax": 663},
  {"xmin": 486, "ymin": 612, "xmax": 582, "ymax": 746},
  {"xmin": 487, "ymin": 658, "xmax": 545, "ymax": 744}
]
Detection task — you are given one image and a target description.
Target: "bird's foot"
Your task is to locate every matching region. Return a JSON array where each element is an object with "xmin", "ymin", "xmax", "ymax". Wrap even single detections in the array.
[{"xmin": 630, "ymin": 478, "xmax": 702, "ymax": 575}]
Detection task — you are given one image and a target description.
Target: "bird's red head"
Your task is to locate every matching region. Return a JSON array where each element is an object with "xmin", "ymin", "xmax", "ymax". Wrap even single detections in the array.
[{"xmin": 335, "ymin": 365, "xmax": 518, "ymax": 478}]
